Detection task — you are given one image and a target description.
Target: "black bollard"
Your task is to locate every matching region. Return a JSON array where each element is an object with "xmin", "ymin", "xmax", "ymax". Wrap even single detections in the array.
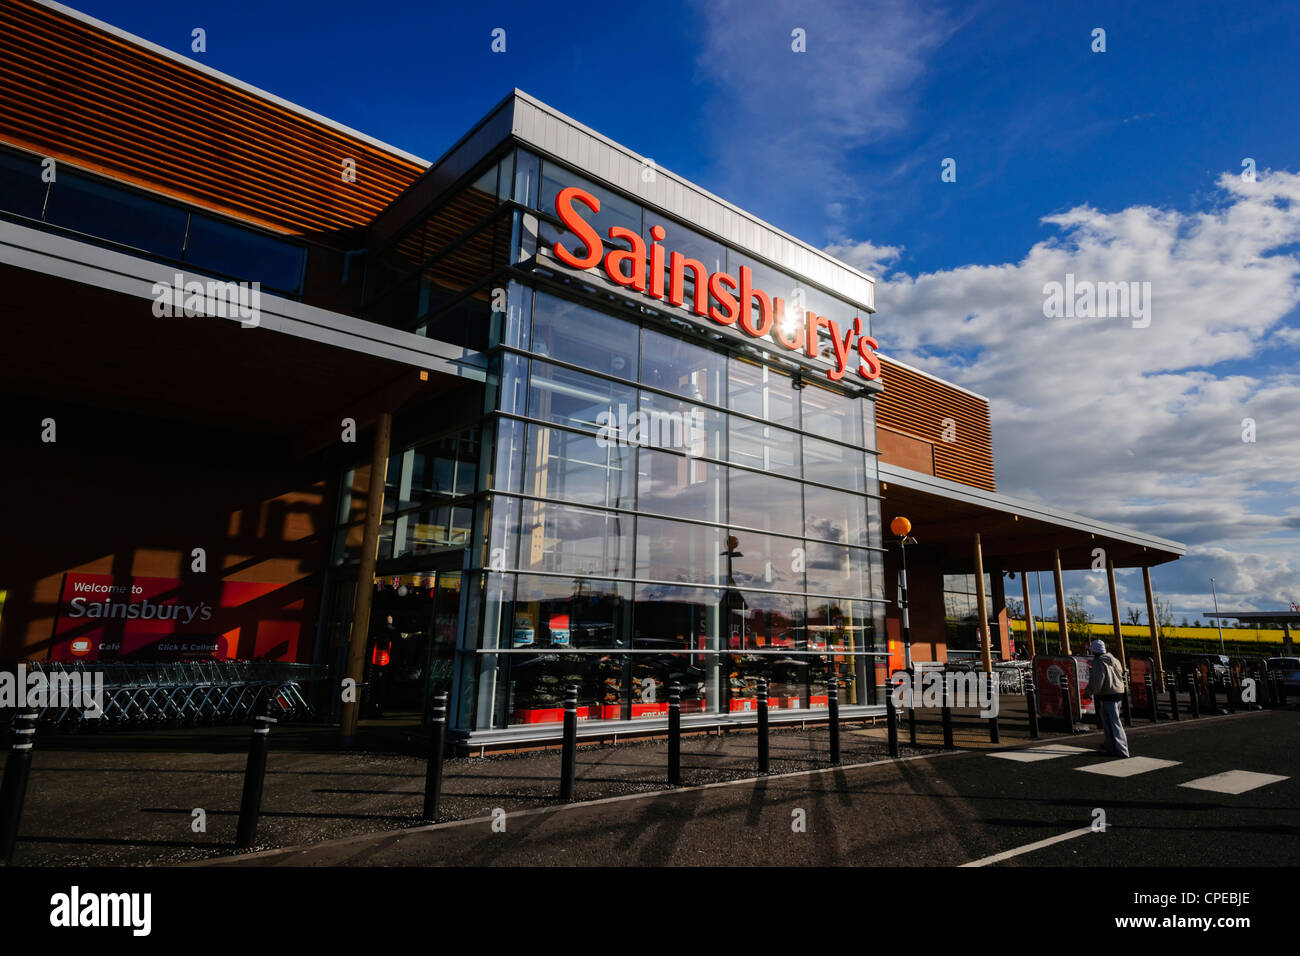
[
  {"xmin": 986, "ymin": 671, "xmax": 1000, "ymax": 744},
  {"xmin": 559, "ymin": 685, "xmax": 578, "ymax": 801},
  {"xmin": 757, "ymin": 680, "xmax": 770, "ymax": 774},
  {"xmin": 1061, "ymin": 675, "xmax": 1075, "ymax": 734},
  {"xmin": 668, "ymin": 682, "xmax": 681, "ymax": 786},
  {"xmin": 1145, "ymin": 674, "xmax": 1158, "ymax": 724},
  {"xmin": 907, "ymin": 669, "xmax": 918, "ymax": 746},
  {"xmin": 1188, "ymin": 673, "xmax": 1200, "ymax": 719},
  {"xmin": 1225, "ymin": 674, "xmax": 1237, "ymax": 714},
  {"xmin": 1121, "ymin": 669, "xmax": 1133, "ymax": 727},
  {"xmin": 828, "ymin": 676, "xmax": 841, "ymax": 766},
  {"xmin": 885, "ymin": 677, "xmax": 901, "ymax": 757},
  {"xmin": 940, "ymin": 674, "xmax": 955, "ymax": 749},
  {"xmin": 235, "ymin": 702, "xmax": 277, "ymax": 849},
  {"xmin": 422, "ymin": 693, "xmax": 448, "ymax": 821},
  {"xmin": 1025, "ymin": 679, "xmax": 1040, "ymax": 740},
  {"xmin": 1206, "ymin": 671, "xmax": 1218, "ymax": 713},
  {"xmin": 1168, "ymin": 674, "xmax": 1181, "ymax": 721},
  {"xmin": 0, "ymin": 712, "xmax": 38, "ymax": 866}
]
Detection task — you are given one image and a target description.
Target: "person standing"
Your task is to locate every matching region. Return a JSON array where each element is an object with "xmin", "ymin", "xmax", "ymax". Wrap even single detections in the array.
[{"xmin": 1085, "ymin": 639, "xmax": 1130, "ymax": 757}]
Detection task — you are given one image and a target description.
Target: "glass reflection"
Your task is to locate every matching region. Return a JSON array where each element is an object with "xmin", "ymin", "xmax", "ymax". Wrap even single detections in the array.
[
  {"xmin": 523, "ymin": 424, "xmax": 633, "ymax": 510},
  {"xmin": 728, "ymin": 359, "xmax": 799, "ymax": 427},
  {"xmin": 637, "ymin": 447, "xmax": 725, "ymax": 523}
]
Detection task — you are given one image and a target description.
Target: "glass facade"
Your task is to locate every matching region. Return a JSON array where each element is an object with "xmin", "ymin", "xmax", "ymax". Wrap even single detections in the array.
[
  {"xmin": 467, "ymin": 277, "xmax": 885, "ymax": 730},
  {"xmin": 942, "ymin": 573, "xmax": 999, "ymax": 661},
  {"xmin": 0, "ymin": 145, "xmax": 308, "ymax": 296},
  {"xmin": 341, "ymin": 146, "xmax": 884, "ymax": 736}
]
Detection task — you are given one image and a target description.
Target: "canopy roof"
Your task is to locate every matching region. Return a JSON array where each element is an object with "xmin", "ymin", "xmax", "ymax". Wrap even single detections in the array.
[{"xmin": 879, "ymin": 463, "xmax": 1185, "ymax": 571}]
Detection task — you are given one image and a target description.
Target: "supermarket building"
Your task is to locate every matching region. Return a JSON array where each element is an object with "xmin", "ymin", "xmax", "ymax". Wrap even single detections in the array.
[{"xmin": 0, "ymin": 1, "xmax": 1184, "ymax": 746}]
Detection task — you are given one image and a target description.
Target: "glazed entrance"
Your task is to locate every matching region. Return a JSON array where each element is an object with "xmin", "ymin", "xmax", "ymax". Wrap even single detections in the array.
[{"xmin": 365, "ymin": 571, "xmax": 462, "ymax": 723}]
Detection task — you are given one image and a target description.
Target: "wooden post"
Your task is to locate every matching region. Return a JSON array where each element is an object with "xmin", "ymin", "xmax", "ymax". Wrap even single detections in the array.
[
  {"xmin": 1021, "ymin": 571, "xmax": 1037, "ymax": 658},
  {"xmin": 974, "ymin": 534, "xmax": 992, "ymax": 673},
  {"xmin": 1143, "ymin": 566, "xmax": 1165, "ymax": 682},
  {"xmin": 1053, "ymin": 549, "xmax": 1071, "ymax": 654},
  {"xmin": 340, "ymin": 412, "xmax": 393, "ymax": 744},
  {"xmin": 1106, "ymin": 557, "xmax": 1125, "ymax": 666}
]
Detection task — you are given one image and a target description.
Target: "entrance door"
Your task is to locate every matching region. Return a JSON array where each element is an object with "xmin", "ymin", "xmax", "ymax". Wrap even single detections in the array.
[{"xmin": 366, "ymin": 569, "xmax": 462, "ymax": 723}]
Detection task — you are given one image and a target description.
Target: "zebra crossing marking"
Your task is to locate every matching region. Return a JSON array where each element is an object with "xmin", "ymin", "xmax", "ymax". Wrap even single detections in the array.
[
  {"xmin": 988, "ymin": 744, "xmax": 1094, "ymax": 763},
  {"xmin": 1076, "ymin": 756, "xmax": 1181, "ymax": 777},
  {"xmin": 1178, "ymin": 770, "xmax": 1289, "ymax": 795}
]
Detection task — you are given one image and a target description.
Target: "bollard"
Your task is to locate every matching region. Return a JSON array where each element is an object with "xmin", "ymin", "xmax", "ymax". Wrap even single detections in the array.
[
  {"xmin": 940, "ymin": 674, "xmax": 955, "ymax": 749},
  {"xmin": 1061, "ymin": 675, "xmax": 1075, "ymax": 734},
  {"xmin": 885, "ymin": 677, "xmax": 901, "ymax": 757},
  {"xmin": 907, "ymin": 668, "xmax": 918, "ymax": 746},
  {"xmin": 827, "ymin": 676, "xmax": 841, "ymax": 766},
  {"xmin": 667, "ymin": 682, "xmax": 681, "ymax": 786},
  {"xmin": 986, "ymin": 671, "xmax": 1000, "ymax": 744},
  {"xmin": 422, "ymin": 693, "xmax": 448, "ymax": 821},
  {"xmin": 0, "ymin": 712, "xmax": 39, "ymax": 866},
  {"xmin": 1024, "ymin": 679, "xmax": 1040, "ymax": 740},
  {"xmin": 1167, "ymin": 674, "xmax": 1181, "ymax": 721},
  {"xmin": 235, "ymin": 702, "xmax": 278, "ymax": 849},
  {"xmin": 1225, "ymin": 674, "xmax": 1237, "ymax": 714},
  {"xmin": 1120, "ymin": 669, "xmax": 1133, "ymax": 727},
  {"xmin": 757, "ymin": 680, "xmax": 770, "ymax": 774},
  {"xmin": 1187, "ymin": 673, "xmax": 1200, "ymax": 719},
  {"xmin": 1206, "ymin": 671, "xmax": 1218, "ymax": 713},
  {"xmin": 559, "ymin": 685, "xmax": 578, "ymax": 801},
  {"xmin": 1145, "ymin": 674, "xmax": 1158, "ymax": 724}
]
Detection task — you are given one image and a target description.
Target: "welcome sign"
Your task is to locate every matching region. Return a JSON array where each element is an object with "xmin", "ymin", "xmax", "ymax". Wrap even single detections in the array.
[{"xmin": 51, "ymin": 573, "xmax": 300, "ymax": 661}]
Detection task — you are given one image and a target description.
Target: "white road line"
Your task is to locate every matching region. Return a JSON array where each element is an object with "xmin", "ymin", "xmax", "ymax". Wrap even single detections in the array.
[
  {"xmin": 959, "ymin": 827, "xmax": 1094, "ymax": 867},
  {"xmin": 1178, "ymin": 770, "xmax": 1290, "ymax": 795},
  {"xmin": 988, "ymin": 744, "xmax": 1095, "ymax": 763},
  {"xmin": 1076, "ymin": 757, "xmax": 1181, "ymax": 777}
]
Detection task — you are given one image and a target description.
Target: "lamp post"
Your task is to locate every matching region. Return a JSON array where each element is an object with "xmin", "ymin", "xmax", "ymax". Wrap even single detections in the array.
[
  {"xmin": 891, "ymin": 517, "xmax": 916, "ymax": 670},
  {"xmin": 1210, "ymin": 577, "xmax": 1225, "ymax": 655}
]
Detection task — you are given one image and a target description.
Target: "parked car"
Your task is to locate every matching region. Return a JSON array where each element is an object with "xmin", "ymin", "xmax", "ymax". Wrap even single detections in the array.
[{"xmin": 1266, "ymin": 657, "xmax": 1300, "ymax": 692}]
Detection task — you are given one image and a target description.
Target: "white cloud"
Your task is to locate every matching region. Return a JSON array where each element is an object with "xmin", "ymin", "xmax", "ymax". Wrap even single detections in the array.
[
  {"xmin": 689, "ymin": 0, "xmax": 958, "ymax": 208},
  {"xmin": 848, "ymin": 170, "xmax": 1300, "ymax": 615},
  {"xmin": 822, "ymin": 239, "xmax": 904, "ymax": 279}
]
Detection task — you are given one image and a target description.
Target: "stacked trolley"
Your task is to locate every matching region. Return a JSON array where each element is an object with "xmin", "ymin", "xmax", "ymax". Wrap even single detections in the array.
[{"xmin": 8, "ymin": 660, "xmax": 318, "ymax": 732}]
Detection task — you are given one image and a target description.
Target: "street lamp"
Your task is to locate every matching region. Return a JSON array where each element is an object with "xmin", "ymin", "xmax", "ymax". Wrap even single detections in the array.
[
  {"xmin": 890, "ymin": 516, "xmax": 916, "ymax": 670},
  {"xmin": 1210, "ymin": 576, "xmax": 1225, "ymax": 655}
]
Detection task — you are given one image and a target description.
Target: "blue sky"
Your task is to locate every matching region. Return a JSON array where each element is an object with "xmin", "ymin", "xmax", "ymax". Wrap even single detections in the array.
[{"xmin": 74, "ymin": 0, "xmax": 1300, "ymax": 623}]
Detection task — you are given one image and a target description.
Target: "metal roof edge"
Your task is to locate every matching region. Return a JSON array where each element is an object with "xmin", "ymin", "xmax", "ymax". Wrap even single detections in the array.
[
  {"xmin": 508, "ymin": 90, "xmax": 878, "ymax": 293},
  {"xmin": 878, "ymin": 463, "xmax": 1187, "ymax": 556}
]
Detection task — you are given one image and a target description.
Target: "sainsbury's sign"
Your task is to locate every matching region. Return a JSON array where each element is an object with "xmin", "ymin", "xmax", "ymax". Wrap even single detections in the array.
[
  {"xmin": 551, "ymin": 187, "xmax": 880, "ymax": 384},
  {"xmin": 51, "ymin": 573, "xmax": 301, "ymax": 661}
]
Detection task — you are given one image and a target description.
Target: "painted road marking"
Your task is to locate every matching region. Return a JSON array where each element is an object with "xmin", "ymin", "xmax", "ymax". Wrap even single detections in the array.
[
  {"xmin": 959, "ymin": 827, "xmax": 1093, "ymax": 867},
  {"xmin": 1076, "ymin": 757, "xmax": 1181, "ymax": 777},
  {"xmin": 988, "ymin": 744, "xmax": 1094, "ymax": 763},
  {"xmin": 1178, "ymin": 770, "xmax": 1290, "ymax": 795}
]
